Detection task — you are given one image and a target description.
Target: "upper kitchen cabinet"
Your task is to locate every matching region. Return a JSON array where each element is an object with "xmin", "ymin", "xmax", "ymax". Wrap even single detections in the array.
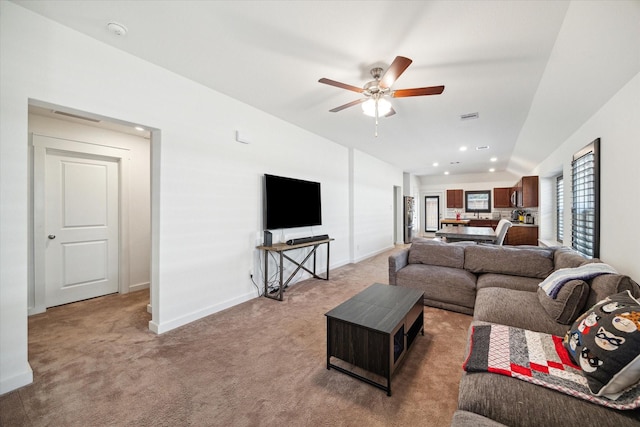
[
  {"xmin": 493, "ymin": 187, "xmax": 513, "ymax": 208},
  {"xmin": 446, "ymin": 189, "xmax": 463, "ymax": 209},
  {"xmin": 517, "ymin": 176, "xmax": 539, "ymax": 208}
]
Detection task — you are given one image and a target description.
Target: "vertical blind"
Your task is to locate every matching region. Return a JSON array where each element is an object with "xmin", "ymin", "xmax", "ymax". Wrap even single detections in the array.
[
  {"xmin": 571, "ymin": 139, "xmax": 600, "ymax": 258},
  {"xmin": 556, "ymin": 175, "xmax": 563, "ymax": 242}
]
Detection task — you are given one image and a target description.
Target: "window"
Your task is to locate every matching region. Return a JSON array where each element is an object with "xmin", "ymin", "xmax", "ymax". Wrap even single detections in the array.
[
  {"xmin": 571, "ymin": 138, "xmax": 600, "ymax": 258},
  {"xmin": 556, "ymin": 175, "xmax": 564, "ymax": 242},
  {"xmin": 465, "ymin": 190, "xmax": 491, "ymax": 213}
]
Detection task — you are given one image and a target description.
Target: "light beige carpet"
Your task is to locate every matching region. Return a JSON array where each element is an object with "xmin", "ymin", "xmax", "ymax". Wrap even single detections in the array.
[{"xmin": 1, "ymin": 247, "xmax": 471, "ymax": 426}]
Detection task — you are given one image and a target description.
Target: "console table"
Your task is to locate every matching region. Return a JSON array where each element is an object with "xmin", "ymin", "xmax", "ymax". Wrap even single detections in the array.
[{"xmin": 256, "ymin": 238, "xmax": 333, "ymax": 301}]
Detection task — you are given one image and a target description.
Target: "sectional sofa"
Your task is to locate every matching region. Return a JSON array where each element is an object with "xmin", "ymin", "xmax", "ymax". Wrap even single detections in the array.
[{"xmin": 388, "ymin": 239, "xmax": 640, "ymax": 426}]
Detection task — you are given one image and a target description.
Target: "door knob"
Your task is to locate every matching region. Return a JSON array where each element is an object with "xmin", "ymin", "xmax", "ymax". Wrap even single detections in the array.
[{"xmin": 48, "ymin": 234, "xmax": 56, "ymax": 240}]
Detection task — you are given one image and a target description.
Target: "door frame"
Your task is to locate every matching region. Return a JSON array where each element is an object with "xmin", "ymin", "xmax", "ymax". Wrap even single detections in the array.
[
  {"xmin": 424, "ymin": 195, "xmax": 441, "ymax": 232},
  {"xmin": 32, "ymin": 134, "xmax": 131, "ymax": 314}
]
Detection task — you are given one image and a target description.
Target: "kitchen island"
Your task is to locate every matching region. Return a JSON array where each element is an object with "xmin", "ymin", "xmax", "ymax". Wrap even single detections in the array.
[{"xmin": 440, "ymin": 218, "xmax": 471, "ymax": 226}]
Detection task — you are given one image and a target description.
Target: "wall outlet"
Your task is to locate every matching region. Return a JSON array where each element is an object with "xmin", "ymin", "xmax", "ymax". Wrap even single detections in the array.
[{"xmin": 249, "ymin": 268, "xmax": 253, "ymax": 277}]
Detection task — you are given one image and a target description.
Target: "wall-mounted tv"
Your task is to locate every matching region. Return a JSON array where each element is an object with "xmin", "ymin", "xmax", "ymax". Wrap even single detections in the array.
[{"xmin": 264, "ymin": 174, "xmax": 322, "ymax": 230}]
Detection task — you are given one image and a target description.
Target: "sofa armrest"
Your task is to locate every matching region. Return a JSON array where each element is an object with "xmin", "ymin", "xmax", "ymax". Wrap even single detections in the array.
[{"xmin": 389, "ymin": 248, "xmax": 409, "ymax": 285}]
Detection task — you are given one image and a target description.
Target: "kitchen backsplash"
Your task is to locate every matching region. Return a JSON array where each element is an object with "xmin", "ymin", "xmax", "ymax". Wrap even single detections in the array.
[{"xmin": 446, "ymin": 208, "xmax": 539, "ymax": 223}]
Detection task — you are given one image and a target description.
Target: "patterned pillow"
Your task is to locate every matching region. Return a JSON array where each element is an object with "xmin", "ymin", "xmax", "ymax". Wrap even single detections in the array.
[{"xmin": 564, "ymin": 290, "xmax": 640, "ymax": 398}]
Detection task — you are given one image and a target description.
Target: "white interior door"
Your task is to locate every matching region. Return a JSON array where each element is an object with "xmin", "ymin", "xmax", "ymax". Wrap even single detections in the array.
[{"xmin": 34, "ymin": 134, "xmax": 124, "ymax": 308}]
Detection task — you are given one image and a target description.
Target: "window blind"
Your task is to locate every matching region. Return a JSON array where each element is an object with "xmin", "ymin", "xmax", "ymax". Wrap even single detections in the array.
[
  {"xmin": 556, "ymin": 175, "xmax": 563, "ymax": 242},
  {"xmin": 571, "ymin": 139, "xmax": 600, "ymax": 258}
]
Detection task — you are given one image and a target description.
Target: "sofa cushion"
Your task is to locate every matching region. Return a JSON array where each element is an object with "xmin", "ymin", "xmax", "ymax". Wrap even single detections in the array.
[
  {"xmin": 537, "ymin": 279, "xmax": 589, "ymax": 324},
  {"xmin": 554, "ymin": 246, "xmax": 592, "ymax": 269},
  {"xmin": 395, "ymin": 264, "xmax": 477, "ymax": 309},
  {"xmin": 476, "ymin": 273, "xmax": 540, "ymax": 292},
  {"xmin": 586, "ymin": 274, "xmax": 640, "ymax": 309},
  {"xmin": 451, "ymin": 410, "xmax": 507, "ymax": 427},
  {"xmin": 474, "ymin": 287, "xmax": 569, "ymax": 336},
  {"xmin": 408, "ymin": 240, "xmax": 465, "ymax": 269},
  {"xmin": 464, "ymin": 245, "xmax": 554, "ymax": 279},
  {"xmin": 458, "ymin": 367, "xmax": 640, "ymax": 427},
  {"xmin": 564, "ymin": 291, "xmax": 640, "ymax": 398}
]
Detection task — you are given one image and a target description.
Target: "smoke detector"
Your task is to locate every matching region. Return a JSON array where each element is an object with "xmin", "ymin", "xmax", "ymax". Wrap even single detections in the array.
[{"xmin": 107, "ymin": 22, "xmax": 128, "ymax": 36}]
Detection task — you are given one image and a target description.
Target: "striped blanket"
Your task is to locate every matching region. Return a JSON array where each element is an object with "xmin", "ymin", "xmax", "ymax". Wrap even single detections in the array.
[
  {"xmin": 463, "ymin": 324, "xmax": 640, "ymax": 410},
  {"xmin": 539, "ymin": 263, "xmax": 617, "ymax": 298}
]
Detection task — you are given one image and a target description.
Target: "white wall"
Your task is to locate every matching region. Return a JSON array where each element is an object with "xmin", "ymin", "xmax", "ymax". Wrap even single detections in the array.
[
  {"xmin": 28, "ymin": 114, "xmax": 152, "ymax": 311},
  {"xmin": 0, "ymin": 2, "xmax": 403, "ymax": 394},
  {"xmin": 533, "ymin": 72, "xmax": 640, "ymax": 280},
  {"xmin": 351, "ymin": 150, "xmax": 403, "ymax": 262}
]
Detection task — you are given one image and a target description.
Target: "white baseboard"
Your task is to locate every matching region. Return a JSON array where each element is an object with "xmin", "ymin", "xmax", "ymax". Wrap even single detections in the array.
[
  {"xmin": 129, "ymin": 281, "xmax": 150, "ymax": 292},
  {"xmin": 148, "ymin": 290, "xmax": 256, "ymax": 335},
  {"xmin": 353, "ymin": 245, "xmax": 395, "ymax": 264},
  {"xmin": 0, "ymin": 365, "xmax": 33, "ymax": 395}
]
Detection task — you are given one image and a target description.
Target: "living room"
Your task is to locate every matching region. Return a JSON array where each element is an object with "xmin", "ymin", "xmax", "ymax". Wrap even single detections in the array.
[{"xmin": 1, "ymin": 0, "xmax": 639, "ymax": 419}]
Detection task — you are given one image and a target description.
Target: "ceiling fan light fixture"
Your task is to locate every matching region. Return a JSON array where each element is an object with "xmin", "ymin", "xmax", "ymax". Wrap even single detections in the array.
[{"xmin": 362, "ymin": 97, "xmax": 392, "ymax": 117}]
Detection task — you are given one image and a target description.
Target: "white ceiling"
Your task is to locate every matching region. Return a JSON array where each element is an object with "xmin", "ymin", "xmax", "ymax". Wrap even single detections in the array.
[{"xmin": 12, "ymin": 1, "xmax": 640, "ymax": 177}]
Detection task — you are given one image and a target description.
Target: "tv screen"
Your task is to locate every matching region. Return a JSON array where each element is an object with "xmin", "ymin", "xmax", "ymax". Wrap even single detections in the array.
[{"xmin": 264, "ymin": 174, "xmax": 322, "ymax": 230}]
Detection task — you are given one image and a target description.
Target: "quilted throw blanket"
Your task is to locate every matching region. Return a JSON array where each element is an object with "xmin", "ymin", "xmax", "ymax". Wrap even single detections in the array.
[{"xmin": 463, "ymin": 324, "xmax": 640, "ymax": 410}]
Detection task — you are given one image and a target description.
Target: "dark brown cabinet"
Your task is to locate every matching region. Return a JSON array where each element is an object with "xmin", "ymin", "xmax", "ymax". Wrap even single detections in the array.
[
  {"xmin": 446, "ymin": 189, "xmax": 463, "ymax": 209},
  {"xmin": 516, "ymin": 176, "xmax": 539, "ymax": 208},
  {"xmin": 504, "ymin": 226, "xmax": 538, "ymax": 246},
  {"xmin": 493, "ymin": 187, "xmax": 513, "ymax": 208}
]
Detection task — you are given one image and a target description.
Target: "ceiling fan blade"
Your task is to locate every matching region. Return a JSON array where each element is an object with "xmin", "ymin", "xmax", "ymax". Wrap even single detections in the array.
[
  {"xmin": 329, "ymin": 98, "xmax": 367, "ymax": 112},
  {"xmin": 318, "ymin": 78, "xmax": 364, "ymax": 93},
  {"xmin": 384, "ymin": 107, "xmax": 396, "ymax": 118},
  {"xmin": 392, "ymin": 85, "xmax": 445, "ymax": 98},
  {"xmin": 378, "ymin": 56, "xmax": 412, "ymax": 89}
]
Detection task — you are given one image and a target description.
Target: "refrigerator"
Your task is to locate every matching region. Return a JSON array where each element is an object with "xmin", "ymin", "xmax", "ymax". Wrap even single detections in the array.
[{"xmin": 403, "ymin": 196, "xmax": 416, "ymax": 243}]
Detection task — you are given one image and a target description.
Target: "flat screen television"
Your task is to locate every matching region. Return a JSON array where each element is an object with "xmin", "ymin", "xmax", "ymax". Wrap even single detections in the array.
[{"xmin": 264, "ymin": 174, "xmax": 322, "ymax": 230}]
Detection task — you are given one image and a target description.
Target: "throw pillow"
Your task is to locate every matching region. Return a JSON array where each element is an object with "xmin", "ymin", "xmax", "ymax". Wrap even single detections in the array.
[
  {"xmin": 564, "ymin": 290, "xmax": 640, "ymax": 398},
  {"xmin": 537, "ymin": 279, "xmax": 589, "ymax": 324}
]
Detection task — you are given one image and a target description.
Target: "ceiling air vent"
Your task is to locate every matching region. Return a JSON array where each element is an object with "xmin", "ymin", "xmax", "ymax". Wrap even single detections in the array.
[
  {"xmin": 52, "ymin": 110, "xmax": 101, "ymax": 123},
  {"xmin": 460, "ymin": 112, "xmax": 479, "ymax": 121}
]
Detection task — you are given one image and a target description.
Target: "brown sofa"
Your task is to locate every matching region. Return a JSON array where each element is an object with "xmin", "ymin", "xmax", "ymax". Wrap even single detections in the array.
[{"xmin": 388, "ymin": 239, "xmax": 640, "ymax": 426}]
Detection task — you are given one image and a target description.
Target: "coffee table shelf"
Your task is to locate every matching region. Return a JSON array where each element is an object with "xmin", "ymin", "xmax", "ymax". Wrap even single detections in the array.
[{"xmin": 325, "ymin": 283, "xmax": 424, "ymax": 396}]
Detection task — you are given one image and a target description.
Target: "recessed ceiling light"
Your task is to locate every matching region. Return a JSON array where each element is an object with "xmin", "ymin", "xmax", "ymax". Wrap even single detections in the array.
[
  {"xmin": 476, "ymin": 145, "xmax": 490, "ymax": 150},
  {"xmin": 444, "ymin": 171, "xmax": 450, "ymax": 175},
  {"xmin": 490, "ymin": 157, "xmax": 497, "ymax": 162},
  {"xmin": 459, "ymin": 146, "xmax": 467, "ymax": 152},
  {"xmin": 134, "ymin": 126, "xmax": 145, "ymax": 131},
  {"xmin": 432, "ymin": 162, "xmax": 439, "ymax": 167},
  {"xmin": 489, "ymin": 168, "xmax": 495, "ymax": 172}
]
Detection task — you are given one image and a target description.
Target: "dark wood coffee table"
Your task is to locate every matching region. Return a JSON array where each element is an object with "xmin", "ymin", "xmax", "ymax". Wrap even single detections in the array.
[{"xmin": 325, "ymin": 283, "xmax": 424, "ymax": 396}]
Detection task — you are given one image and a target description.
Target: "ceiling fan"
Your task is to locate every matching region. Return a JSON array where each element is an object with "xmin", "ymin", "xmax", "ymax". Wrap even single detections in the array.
[{"xmin": 319, "ymin": 56, "xmax": 445, "ymax": 136}]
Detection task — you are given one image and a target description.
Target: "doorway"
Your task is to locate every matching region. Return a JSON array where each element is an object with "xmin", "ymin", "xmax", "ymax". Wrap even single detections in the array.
[
  {"xmin": 29, "ymin": 102, "xmax": 153, "ymax": 316},
  {"xmin": 424, "ymin": 196, "xmax": 440, "ymax": 232}
]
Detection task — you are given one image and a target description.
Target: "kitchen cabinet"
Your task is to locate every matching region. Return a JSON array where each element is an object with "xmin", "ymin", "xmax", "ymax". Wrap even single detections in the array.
[
  {"xmin": 516, "ymin": 176, "xmax": 539, "ymax": 208},
  {"xmin": 446, "ymin": 189, "xmax": 463, "ymax": 209},
  {"xmin": 493, "ymin": 187, "xmax": 513, "ymax": 208},
  {"xmin": 504, "ymin": 225, "xmax": 538, "ymax": 246}
]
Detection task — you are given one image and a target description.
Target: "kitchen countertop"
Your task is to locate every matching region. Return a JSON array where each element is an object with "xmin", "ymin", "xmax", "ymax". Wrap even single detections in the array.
[
  {"xmin": 510, "ymin": 221, "xmax": 538, "ymax": 227},
  {"xmin": 440, "ymin": 218, "xmax": 471, "ymax": 225},
  {"xmin": 441, "ymin": 218, "xmax": 538, "ymax": 227}
]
